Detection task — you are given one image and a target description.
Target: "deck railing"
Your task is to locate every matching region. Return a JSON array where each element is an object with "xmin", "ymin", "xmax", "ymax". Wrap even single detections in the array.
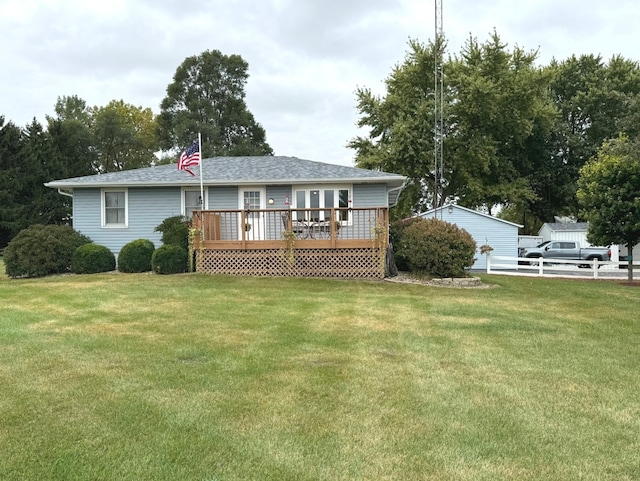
[{"xmin": 191, "ymin": 207, "xmax": 389, "ymax": 250}]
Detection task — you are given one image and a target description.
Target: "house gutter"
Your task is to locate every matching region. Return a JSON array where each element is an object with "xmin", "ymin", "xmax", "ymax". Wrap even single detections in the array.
[
  {"xmin": 387, "ymin": 180, "xmax": 407, "ymax": 208},
  {"xmin": 45, "ymin": 176, "xmax": 407, "ymax": 190}
]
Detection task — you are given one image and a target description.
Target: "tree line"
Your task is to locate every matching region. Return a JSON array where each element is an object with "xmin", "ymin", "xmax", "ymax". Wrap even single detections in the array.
[
  {"xmin": 3, "ymin": 34, "xmax": 640, "ymax": 250},
  {"xmin": 350, "ymin": 32, "xmax": 640, "ymax": 233},
  {"xmin": 0, "ymin": 50, "xmax": 272, "ymax": 248}
]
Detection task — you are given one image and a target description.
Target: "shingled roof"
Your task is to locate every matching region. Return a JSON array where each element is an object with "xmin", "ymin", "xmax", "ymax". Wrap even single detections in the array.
[
  {"xmin": 542, "ymin": 222, "xmax": 589, "ymax": 232},
  {"xmin": 45, "ymin": 156, "xmax": 406, "ymax": 189}
]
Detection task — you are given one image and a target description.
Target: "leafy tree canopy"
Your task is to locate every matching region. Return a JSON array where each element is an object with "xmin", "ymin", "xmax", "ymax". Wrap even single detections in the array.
[
  {"xmin": 447, "ymin": 32, "xmax": 556, "ymax": 212},
  {"xmin": 90, "ymin": 100, "xmax": 159, "ymax": 172},
  {"xmin": 47, "ymin": 96, "xmax": 160, "ymax": 173},
  {"xmin": 1, "ymin": 96, "xmax": 159, "ymax": 246},
  {"xmin": 349, "ymin": 33, "xmax": 555, "ymax": 219},
  {"xmin": 577, "ymin": 135, "xmax": 640, "ymax": 281},
  {"xmin": 540, "ymin": 55, "xmax": 640, "ymax": 222},
  {"xmin": 48, "ymin": 95, "xmax": 92, "ymax": 124},
  {"xmin": 158, "ymin": 49, "xmax": 273, "ymax": 158}
]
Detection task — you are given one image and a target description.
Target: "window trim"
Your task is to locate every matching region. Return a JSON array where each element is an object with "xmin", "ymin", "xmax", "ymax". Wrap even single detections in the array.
[
  {"xmin": 101, "ymin": 188, "xmax": 128, "ymax": 228},
  {"xmin": 181, "ymin": 187, "xmax": 208, "ymax": 218},
  {"xmin": 292, "ymin": 185, "xmax": 352, "ymax": 224}
]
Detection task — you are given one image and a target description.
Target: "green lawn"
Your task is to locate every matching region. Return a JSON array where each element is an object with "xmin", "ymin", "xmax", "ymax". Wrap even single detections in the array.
[{"xmin": 0, "ymin": 268, "xmax": 638, "ymax": 481}]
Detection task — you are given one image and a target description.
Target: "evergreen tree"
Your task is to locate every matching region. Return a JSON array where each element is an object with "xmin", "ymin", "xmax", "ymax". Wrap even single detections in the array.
[{"xmin": 0, "ymin": 117, "xmax": 24, "ymax": 247}]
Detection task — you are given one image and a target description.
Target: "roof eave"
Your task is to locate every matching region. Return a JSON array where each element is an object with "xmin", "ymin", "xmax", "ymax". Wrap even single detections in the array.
[{"xmin": 45, "ymin": 176, "xmax": 407, "ymax": 190}]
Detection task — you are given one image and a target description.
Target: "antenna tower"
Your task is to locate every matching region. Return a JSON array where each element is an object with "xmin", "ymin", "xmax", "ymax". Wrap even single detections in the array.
[{"xmin": 434, "ymin": 0, "xmax": 444, "ymax": 210}]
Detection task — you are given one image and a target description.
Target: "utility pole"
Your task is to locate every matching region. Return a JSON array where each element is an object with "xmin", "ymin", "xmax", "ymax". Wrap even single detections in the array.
[{"xmin": 434, "ymin": 0, "xmax": 444, "ymax": 212}]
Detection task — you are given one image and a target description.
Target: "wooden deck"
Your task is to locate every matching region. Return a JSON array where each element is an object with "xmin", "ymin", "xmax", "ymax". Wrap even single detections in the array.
[
  {"xmin": 191, "ymin": 207, "xmax": 389, "ymax": 278},
  {"xmin": 191, "ymin": 207, "xmax": 389, "ymax": 250}
]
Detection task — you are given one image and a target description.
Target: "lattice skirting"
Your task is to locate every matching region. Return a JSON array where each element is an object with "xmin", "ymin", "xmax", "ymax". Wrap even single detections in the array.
[{"xmin": 195, "ymin": 248, "xmax": 385, "ymax": 279}]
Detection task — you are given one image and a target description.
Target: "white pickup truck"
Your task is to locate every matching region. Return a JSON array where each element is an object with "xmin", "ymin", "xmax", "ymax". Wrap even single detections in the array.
[{"xmin": 520, "ymin": 241, "xmax": 611, "ymax": 266}]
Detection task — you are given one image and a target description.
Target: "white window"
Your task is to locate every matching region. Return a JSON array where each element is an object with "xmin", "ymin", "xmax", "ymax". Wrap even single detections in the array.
[
  {"xmin": 182, "ymin": 188, "xmax": 206, "ymax": 218},
  {"xmin": 293, "ymin": 186, "xmax": 351, "ymax": 223},
  {"xmin": 102, "ymin": 189, "xmax": 128, "ymax": 227}
]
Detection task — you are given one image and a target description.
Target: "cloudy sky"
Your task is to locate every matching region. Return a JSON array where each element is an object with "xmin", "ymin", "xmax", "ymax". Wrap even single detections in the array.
[{"xmin": 1, "ymin": 0, "xmax": 638, "ymax": 166}]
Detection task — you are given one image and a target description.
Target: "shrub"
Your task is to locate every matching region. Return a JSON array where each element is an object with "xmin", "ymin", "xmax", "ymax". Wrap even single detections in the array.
[
  {"xmin": 390, "ymin": 217, "xmax": 423, "ymax": 271},
  {"xmin": 151, "ymin": 244, "xmax": 188, "ymax": 274},
  {"xmin": 401, "ymin": 217, "xmax": 476, "ymax": 278},
  {"xmin": 154, "ymin": 216, "xmax": 190, "ymax": 252},
  {"xmin": 72, "ymin": 243, "xmax": 116, "ymax": 274},
  {"xmin": 117, "ymin": 239, "xmax": 155, "ymax": 273},
  {"xmin": 4, "ymin": 224, "xmax": 91, "ymax": 278}
]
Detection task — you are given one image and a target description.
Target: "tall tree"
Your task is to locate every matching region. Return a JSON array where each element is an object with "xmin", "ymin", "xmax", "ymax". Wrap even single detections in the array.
[
  {"xmin": 49, "ymin": 95, "xmax": 92, "ymax": 124},
  {"xmin": 19, "ymin": 120, "xmax": 68, "ymax": 226},
  {"xmin": 47, "ymin": 95, "xmax": 97, "ymax": 177},
  {"xmin": 0, "ymin": 119, "xmax": 73, "ymax": 245},
  {"xmin": 349, "ymin": 33, "xmax": 555, "ymax": 218},
  {"xmin": 158, "ymin": 49, "xmax": 272, "ymax": 157},
  {"xmin": 0, "ymin": 117, "xmax": 24, "ymax": 247},
  {"xmin": 348, "ymin": 38, "xmax": 445, "ymax": 219},
  {"xmin": 577, "ymin": 136, "xmax": 640, "ymax": 282},
  {"xmin": 91, "ymin": 100, "xmax": 159, "ymax": 172},
  {"xmin": 447, "ymin": 33, "xmax": 556, "ymax": 213},
  {"xmin": 540, "ymin": 55, "xmax": 640, "ymax": 221}
]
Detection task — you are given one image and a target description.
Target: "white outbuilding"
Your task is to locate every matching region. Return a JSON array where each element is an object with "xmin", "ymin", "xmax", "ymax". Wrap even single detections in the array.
[
  {"xmin": 418, "ymin": 203, "xmax": 522, "ymax": 270},
  {"xmin": 538, "ymin": 220, "xmax": 623, "ymax": 265},
  {"xmin": 538, "ymin": 221, "xmax": 590, "ymax": 245}
]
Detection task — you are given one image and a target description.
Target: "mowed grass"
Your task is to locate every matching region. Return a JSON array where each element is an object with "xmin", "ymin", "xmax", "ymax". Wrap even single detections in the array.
[{"xmin": 0, "ymin": 266, "xmax": 639, "ymax": 481}]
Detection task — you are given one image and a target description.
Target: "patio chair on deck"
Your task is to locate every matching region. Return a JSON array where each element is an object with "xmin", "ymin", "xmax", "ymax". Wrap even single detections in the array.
[{"xmin": 281, "ymin": 211, "xmax": 306, "ymax": 238}]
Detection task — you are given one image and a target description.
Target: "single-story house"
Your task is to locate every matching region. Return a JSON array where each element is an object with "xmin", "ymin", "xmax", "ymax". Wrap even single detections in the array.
[
  {"xmin": 418, "ymin": 203, "xmax": 522, "ymax": 270},
  {"xmin": 45, "ymin": 156, "xmax": 406, "ymax": 278}
]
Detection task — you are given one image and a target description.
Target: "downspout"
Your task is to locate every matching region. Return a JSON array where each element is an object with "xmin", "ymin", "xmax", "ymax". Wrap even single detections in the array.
[
  {"xmin": 57, "ymin": 188, "xmax": 73, "ymax": 198},
  {"xmin": 385, "ymin": 181, "xmax": 406, "ymax": 278},
  {"xmin": 387, "ymin": 181, "xmax": 407, "ymax": 208}
]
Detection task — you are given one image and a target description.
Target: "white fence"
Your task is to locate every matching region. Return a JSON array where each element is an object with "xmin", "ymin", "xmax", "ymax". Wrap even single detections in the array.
[{"xmin": 486, "ymin": 254, "xmax": 640, "ymax": 279}]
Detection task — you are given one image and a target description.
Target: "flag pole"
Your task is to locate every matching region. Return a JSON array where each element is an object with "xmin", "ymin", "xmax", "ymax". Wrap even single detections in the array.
[{"xmin": 198, "ymin": 132, "xmax": 204, "ymax": 209}]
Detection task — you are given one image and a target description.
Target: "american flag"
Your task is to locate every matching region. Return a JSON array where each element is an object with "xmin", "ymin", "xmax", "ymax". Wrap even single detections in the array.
[{"xmin": 177, "ymin": 140, "xmax": 200, "ymax": 176}]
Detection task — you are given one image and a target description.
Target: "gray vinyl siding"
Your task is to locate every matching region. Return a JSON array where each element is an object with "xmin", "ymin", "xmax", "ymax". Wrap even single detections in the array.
[
  {"xmin": 72, "ymin": 189, "xmax": 101, "ymax": 236},
  {"xmin": 208, "ymin": 187, "xmax": 238, "ymax": 240},
  {"xmin": 73, "ymin": 187, "xmax": 182, "ymax": 257},
  {"xmin": 265, "ymin": 186, "xmax": 291, "ymax": 240},
  {"xmin": 209, "ymin": 186, "xmax": 238, "ymax": 209},
  {"xmin": 266, "ymin": 185, "xmax": 291, "ymax": 209},
  {"xmin": 70, "ymin": 182, "xmax": 393, "ymax": 257},
  {"xmin": 353, "ymin": 184, "xmax": 387, "ymax": 207}
]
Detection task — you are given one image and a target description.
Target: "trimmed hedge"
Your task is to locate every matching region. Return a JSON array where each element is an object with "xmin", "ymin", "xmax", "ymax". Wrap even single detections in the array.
[
  {"xmin": 154, "ymin": 216, "xmax": 190, "ymax": 252},
  {"xmin": 399, "ymin": 217, "xmax": 476, "ymax": 278},
  {"xmin": 4, "ymin": 224, "xmax": 91, "ymax": 278},
  {"xmin": 72, "ymin": 243, "xmax": 116, "ymax": 274},
  {"xmin": 151, "ymin": 244, "xmax": 188, "ymax": 274},
  {"xmin": 390, "ymin": 217, "xmax": 423, "ymax": 271},
  {"xmin": 117, "ymin": 239, "xmax": 155, "ymax": 273}
]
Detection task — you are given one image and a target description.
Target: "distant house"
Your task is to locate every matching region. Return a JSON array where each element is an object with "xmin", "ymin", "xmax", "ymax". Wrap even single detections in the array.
[
  {"xmin": 418, "ymin": 203, "xmax": 522, "ymax": 270},
  {"xmin": 538, "ymin": 220, "xmax": 640, "ymax": 265},
  {"xmin": 45, "ymin": 156, "xmax": 406, "ymax": 278},
  {"xmin": 538, "ymin": 221, "xmax": 590, "ymax": 245}
]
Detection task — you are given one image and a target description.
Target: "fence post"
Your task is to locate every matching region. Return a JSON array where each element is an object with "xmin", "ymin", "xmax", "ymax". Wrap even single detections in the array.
[
  {"xmin": 539, "ymin": 259, "xmax": 544, "ymax": 276},
  {"xmin": 593, "ymin": 259, "xmax": 599, "ymax": 279},
  {"xmin": 486, "ymin": 252, "xmax": 491, "ymax": 274}
]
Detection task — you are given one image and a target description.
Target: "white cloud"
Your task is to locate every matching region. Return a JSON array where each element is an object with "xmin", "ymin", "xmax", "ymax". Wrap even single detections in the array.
[{"xmin": 1, "ymin": 0, "xmax": 639, "ymax": 166}]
